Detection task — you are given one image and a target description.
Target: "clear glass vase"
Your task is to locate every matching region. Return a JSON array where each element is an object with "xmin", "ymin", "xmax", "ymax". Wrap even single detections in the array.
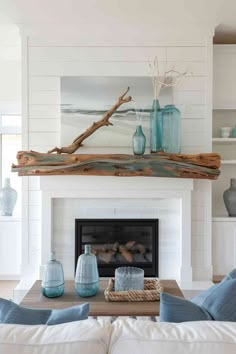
[
  {"xmin": 162, "ymin": 104, "xmax": 181, "ymax": 153},
  {"xmin": 115, "ymin": 266, "xmax": 144, "ymax": 291},
  {"xmin": 132, "ymin": 125, "xmax": 146, "ymax": 155},
  {"xmin": 0, "ymin": 178, "xmax": 17, "ymax": 216},
  {"xmin": 41, "ymin": 251, "xmax": 64, "ymax": 298},
  {"xmin": 150, "ymin": 99, "xmax": 163, "ymax": 153},
  {"xmin": 75, "ymin": 244, "xmax": 99, "ymax": 297}
]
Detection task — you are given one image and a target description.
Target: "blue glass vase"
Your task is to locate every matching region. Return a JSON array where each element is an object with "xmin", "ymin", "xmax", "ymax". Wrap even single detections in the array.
[
  {"xmin": 132, "ymin": 125, "xmax": 146, "ymax": 155},
  {"xmin": 75, "ymin": 244, "xmax": 99, "ymax": 297},
  {"xmin": 162, "ymin": 104, "xmax": 181, "ymax": 153},
  {"xmin": 150, "ymin": 99, "xmax": 163, "ymax": 153},
  {"xmin": 41, "ymin": 252, "xmax": 64, "ymax": 298}
]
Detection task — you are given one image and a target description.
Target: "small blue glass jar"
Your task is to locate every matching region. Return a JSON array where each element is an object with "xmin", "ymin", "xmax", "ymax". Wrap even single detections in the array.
[
  {"xmin": 75, "ymin": 244, "xmax": 99, "ymax": 297},
  {"xmin": 115, "ymin": 266, "xmax": 144, "ymax": 291},
  {"xmin": 132, "ymin": 125, "xmax": 146, "ymax": 155},
  {"xmin": 162, "ymin": 104, "xmax": 181, "ymax": 153},
  {"xmin": 41, "ymin": 251, "xmax": 64, "ymax": 298}
]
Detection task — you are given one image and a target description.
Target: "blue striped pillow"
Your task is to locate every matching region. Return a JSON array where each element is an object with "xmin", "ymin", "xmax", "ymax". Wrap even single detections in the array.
[
  {"xmin": 0, "ymin": 298, "xmax": 89, "ymax": 325},
  {"xmin": 160, "ymin": 269, "xmax": 236, "ymax": 323}
]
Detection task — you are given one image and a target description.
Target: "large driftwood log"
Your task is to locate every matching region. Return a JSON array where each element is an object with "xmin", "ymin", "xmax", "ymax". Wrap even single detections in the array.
[
  {"xmin": 48, "ymin": 87, "xmax": 132, "ymax": 154},
  {"xmin": 12, "ymin": 151, "xmax": 221, "ymax": 180}
]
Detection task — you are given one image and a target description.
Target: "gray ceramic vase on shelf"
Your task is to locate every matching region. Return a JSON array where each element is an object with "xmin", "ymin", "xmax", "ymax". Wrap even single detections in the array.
[
  {"xmin": 223, "ymin": 178, "xmax": 236, "ymax": 216},
  {"xmin": 0, "ymin": 178, "xmax": 17, "ymax": 216}
]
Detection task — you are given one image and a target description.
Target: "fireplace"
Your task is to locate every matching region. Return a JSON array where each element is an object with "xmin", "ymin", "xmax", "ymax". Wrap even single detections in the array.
[
  {"xmin": 39, "ymin": 176, "xmax": 193, "ymax": 282},
  {"xmin": 75, "ymin": 219, "xmax": 159, "ymax": 277}
]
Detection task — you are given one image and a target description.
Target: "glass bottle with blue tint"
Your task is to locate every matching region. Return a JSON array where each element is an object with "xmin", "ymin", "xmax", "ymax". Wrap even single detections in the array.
[
  {"xmin": 150, "ymin": 99, "xmax": 163, "ymax": 152},
  {"xmin": 41, "ymin": 251, "xmax": 64, "ymax": 298},
  {"xmin": 162, "ymin": 104, "xmax": 181, "ymax": 153},
  {"xmin": 75, "ymin": 244, "xmax": 99, "ymax": 297},
  {"xmin": 132, "ymin": 125, "xmax": 146, "ymax": 155}
]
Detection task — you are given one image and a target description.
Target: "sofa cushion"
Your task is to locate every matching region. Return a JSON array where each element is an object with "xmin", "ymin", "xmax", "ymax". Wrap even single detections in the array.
[
  {"xmin": 160, "ymin": 292, "xmax": 212, "ymax": 322},
  {"xmin": 0, "ymin": 298, "xmax": 89, "ymax": 325},
  {"xmin": 110, "ymin": 318, "xmax": 236, "ymax": 354},
  {"xmin": 0, "ymin": 319, "xmax": 111, "ymax": 354}
]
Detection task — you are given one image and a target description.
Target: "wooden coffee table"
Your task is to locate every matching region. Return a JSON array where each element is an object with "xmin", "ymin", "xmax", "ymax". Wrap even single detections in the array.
[{"xmin": 20, "ymin": 279, "xmax": 183, "ymax": 317}]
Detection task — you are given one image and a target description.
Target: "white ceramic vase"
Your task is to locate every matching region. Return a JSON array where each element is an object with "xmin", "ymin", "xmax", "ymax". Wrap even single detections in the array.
[{"xmin": 0, "ymin": 178, "xmax": 17, "ymax": 216}]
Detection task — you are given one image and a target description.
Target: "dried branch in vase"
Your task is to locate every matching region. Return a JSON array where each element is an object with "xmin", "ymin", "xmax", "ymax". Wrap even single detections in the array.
[
  {"xmin": 149, "ymin": 55, "xmax": 188, "ymax": 99},
  {"xmin": 48, "ymin": 87, "xmax": 132, "ymax": 155}
]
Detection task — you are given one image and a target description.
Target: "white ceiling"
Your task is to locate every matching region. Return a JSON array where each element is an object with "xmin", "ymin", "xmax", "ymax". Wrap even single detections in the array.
[{"xmin": 0, "ymin": 0, "xmax": 235, "ymax": 43}]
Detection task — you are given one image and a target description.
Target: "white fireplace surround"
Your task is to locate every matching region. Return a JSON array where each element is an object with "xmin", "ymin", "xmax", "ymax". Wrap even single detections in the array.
[{"xmin": 40, "ymin": 176, "xmax": 193, "ymax": 282}]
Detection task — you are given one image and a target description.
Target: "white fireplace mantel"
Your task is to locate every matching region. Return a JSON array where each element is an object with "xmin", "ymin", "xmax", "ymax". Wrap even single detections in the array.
[{"xmin": 40, "ymin": 176, "xmax": 193, "ymax": 282}]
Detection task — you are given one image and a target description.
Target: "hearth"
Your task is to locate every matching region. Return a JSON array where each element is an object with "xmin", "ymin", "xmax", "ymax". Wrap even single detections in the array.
[{"xmin": 75, "ymin": 219, "xmax": 159, "ymax": 277}]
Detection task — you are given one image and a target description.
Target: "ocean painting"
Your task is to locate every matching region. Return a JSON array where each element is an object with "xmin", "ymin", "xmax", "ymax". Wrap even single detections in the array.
[{"xmin": 60, "ymin": 77, "xmax": 172, "ymax": 150}]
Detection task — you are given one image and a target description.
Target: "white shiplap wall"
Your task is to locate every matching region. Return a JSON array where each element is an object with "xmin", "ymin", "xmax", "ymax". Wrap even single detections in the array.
[{"xmin": 21, "ymin": 25, "xmax": 213, "ymax": 280}]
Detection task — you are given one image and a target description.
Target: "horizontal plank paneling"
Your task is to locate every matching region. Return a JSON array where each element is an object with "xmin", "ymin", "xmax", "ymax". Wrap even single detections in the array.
[
  {"xmin": 173, "ymin": 91, "xmax": 206, "ymax": 104},
  {"xmin": 29, "ymin": 76, "xmax": 60, "ymax": 91},
  {"xmin": 181, "ymin": 132, "xmax": 208, "ymax": 147},
  {"xmin": 29, "ymin": 91, "xmax": 60, "ymax": 105},
  {"xmin": 180, "ymin": 146, "xmax": 209, "ymax": 154},
  {"xmin": 179, "ymin": 104, "xmax": 205, "ymax": 119},
  {"xmin": 28, "ymin": 29, "xmax": 207, "ymax": 47},
  {"xmin": 29, "ymin": 61, "xmax": 207, "ymax": 77},
  {"xmin": 29, "ymin": 104, "xmax": 60, "ymax": 119},
  {"xmin": 29, "ymin": 91, "xmax": 205, "ymax": 107},
  {"xmin": 29, "ymin": 46, "xmax": 206, "ymax": 62},
  {"xmin": 181, "ymin": 119, "xmax": 205, "ymax": 133},
  {"xmin": 29, "ymin": 75, "xmax": 206, "ymax": 92},
  {"xmin": 29, "ymin": 132, "xmax": 60, "ymax": 147},
  {"xmin": 29, "ymin": 118, "xmax": 60, "ymax": 132},
  {"xmin": 175, "ymin": 77, "xmax": 207, "ymax": 91}
]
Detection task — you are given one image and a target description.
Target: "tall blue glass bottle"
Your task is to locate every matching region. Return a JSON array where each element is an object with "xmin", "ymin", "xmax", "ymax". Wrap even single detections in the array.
[
  {"xmin": 132, "ymin": 125, "xmax": 146, "ymax": 155},
  {"xmin": 162, "ymin": 104, "xmax": 181, "ymax": 153},
  {"xmin": 41, "ymin": 251, "xmax": 64, "ymax": 298},
  {"xmin": 75, "ymin": 244, "xmax": 99, "ymax": 297},
  {"xmin": 150, "ymin": 99, "xmax": 163, "ymax": 153}
]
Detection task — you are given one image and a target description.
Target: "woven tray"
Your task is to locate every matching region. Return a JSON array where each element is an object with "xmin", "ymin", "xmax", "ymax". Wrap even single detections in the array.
[{"xmin": 104, "ymin": 278, "xmax": 163, "ymax": 302}]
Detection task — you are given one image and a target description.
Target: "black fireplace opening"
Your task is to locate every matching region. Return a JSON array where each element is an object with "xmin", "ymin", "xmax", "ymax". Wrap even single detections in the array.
[{"xmin": 75, "ymin": 219, "xmax": 159, "ymax": 277}]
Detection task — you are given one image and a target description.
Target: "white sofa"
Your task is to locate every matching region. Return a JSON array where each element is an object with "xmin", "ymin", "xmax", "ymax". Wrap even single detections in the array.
[{"xmin": 0, "ymin": 318, "xmax": 236, "ymax": 354}]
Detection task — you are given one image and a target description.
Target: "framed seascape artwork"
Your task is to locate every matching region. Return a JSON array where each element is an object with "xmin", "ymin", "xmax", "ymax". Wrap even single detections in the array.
[{"xmin": 60, "ymin": 76, "xmax": 172, "ymax": 151}]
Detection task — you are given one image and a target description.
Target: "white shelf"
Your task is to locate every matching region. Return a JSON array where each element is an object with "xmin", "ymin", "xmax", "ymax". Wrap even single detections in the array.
[
  {"xmin": 212, "ymin": 138, "xmax": 236, "ymax": 143},
  {"xmin": 221, "ymin": 160, "xmax": 236, "ymax": 165},
  {"xmin": 212, "ymin": 216, "xmax": 236, "ymax": 222},
  {"xmin": 0, "ymin": 215, "xmax": 21, "ymax": 222}
]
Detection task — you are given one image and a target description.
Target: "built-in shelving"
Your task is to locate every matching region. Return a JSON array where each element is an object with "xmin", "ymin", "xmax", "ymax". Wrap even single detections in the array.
[
  {"xmin": 221, "ymin": 160, "xmax": 236, "ymax": 165},
  {"xmin": 212, "ymin": 216, "xmax": 236, "ymax": 222},
  {"xmin": 212, "ymin": 138, "xmax": 236, "ymax": 143}
]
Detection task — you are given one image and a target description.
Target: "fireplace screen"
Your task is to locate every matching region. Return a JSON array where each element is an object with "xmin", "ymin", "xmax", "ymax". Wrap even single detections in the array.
[{"xmin": 75, "ymin": 219, "xmax": 158, "ymax": 277}]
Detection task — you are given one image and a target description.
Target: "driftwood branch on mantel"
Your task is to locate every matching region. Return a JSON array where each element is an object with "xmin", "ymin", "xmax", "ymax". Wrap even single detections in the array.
[
  {"xmin": 47, "ymin": 87, "xmax": 132, "ymax": 154},
  {"xmin": 12, "ymin": 151, "xmax": 221, "ymax": 180}
]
